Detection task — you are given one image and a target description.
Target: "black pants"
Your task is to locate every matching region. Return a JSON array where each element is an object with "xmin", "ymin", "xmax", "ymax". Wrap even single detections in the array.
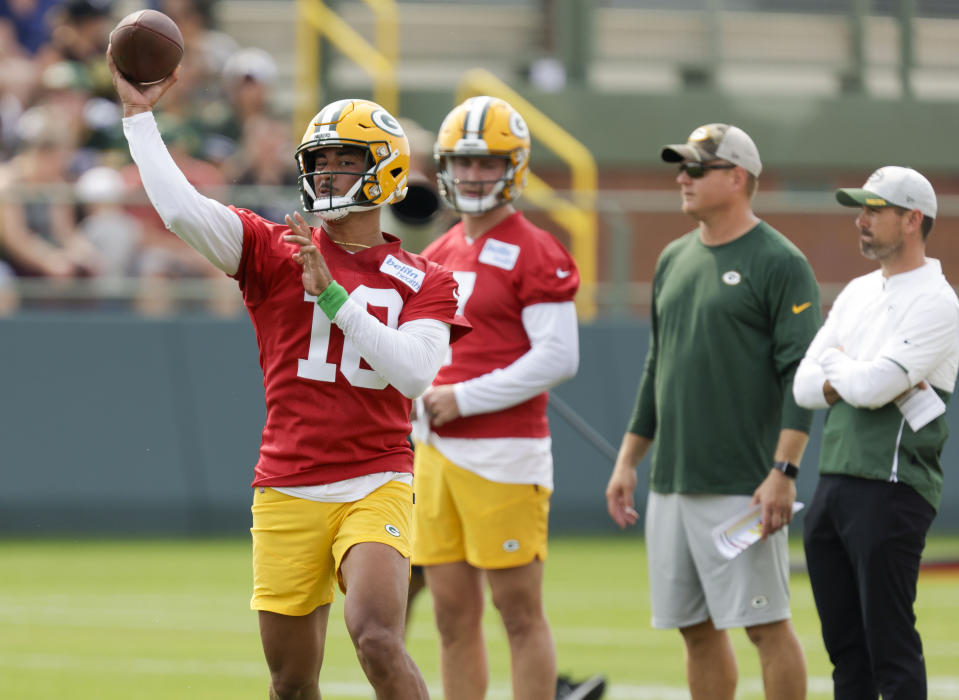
[{"xmin": 803, "ymin": 474, "xmax": 936, "ymax": 700}]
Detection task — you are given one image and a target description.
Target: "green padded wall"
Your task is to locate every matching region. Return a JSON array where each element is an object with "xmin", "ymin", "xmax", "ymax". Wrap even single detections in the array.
[{"xmin": 1, "ymin": 314, "xmax": 957, "ymax": 534}]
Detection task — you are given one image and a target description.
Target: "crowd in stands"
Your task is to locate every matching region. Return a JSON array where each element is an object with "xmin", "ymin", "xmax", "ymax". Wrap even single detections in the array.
[{"xmin": 0, "ymin": 0, "xmax": 295, "ymax": 315}]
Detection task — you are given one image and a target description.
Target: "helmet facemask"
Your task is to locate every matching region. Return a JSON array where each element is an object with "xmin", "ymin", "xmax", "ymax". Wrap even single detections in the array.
[{"xmin": 296, "ymin": 140, "xmax": 394, "ymax": 220}]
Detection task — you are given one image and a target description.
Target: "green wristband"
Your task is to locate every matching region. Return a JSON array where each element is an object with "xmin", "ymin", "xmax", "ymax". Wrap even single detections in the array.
[{"xmin": 316, "ymin": 281, "xmax": 349, "ymax": 320}]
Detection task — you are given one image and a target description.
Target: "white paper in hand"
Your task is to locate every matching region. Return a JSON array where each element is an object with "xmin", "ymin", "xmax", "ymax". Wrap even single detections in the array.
[
  {"xmin": 895, "ymin": 383, "xmax": 946, "ymax": 432},
  {"xmin": 712, "ymin": 502, "xmax": 804, "ymax": 560}
]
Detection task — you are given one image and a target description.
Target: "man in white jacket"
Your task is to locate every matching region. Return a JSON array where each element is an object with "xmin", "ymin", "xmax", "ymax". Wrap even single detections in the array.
[{"xmin": 793, "ymin": 166, "xmax": 959, "ymax": 700}]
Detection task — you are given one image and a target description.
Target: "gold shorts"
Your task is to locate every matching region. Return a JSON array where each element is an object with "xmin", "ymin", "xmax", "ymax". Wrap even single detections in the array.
[
  {"xmin": 250, "ymin": 480, "xmax": 413, "ymax": 616},
  {"xmin": 412, "ymin": 441, "xmax": 551, "ymax": 569}
]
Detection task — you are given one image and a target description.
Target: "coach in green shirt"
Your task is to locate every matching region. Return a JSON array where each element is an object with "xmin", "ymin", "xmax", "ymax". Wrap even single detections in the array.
[
  {"xmin": 794, "ymin": 166, "xmax": 959, "ymax": 699},
  {"xmin": 606, "ymin": 123, "xmax": 821, "ymax": 700}
]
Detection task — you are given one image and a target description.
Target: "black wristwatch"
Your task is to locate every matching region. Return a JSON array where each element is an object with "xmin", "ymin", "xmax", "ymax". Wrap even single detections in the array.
[{"xmin": 772, "ymin": 461, "xmax": 799, "ymax": 479}]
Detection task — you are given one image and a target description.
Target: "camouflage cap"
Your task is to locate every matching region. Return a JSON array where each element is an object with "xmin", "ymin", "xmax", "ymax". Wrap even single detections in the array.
[{"xmin": 661, "ymin": 123, "xmax": 762, "ymax": 177}]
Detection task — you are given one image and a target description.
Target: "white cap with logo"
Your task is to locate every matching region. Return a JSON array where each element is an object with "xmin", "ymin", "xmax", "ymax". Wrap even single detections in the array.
[{"xmin": 835, "ymin": 166, "xmax": 937, "ymax": 219}]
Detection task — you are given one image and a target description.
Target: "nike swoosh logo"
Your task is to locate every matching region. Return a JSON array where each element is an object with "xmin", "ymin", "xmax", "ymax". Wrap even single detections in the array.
[
  {"xmin": 556, "ymin": 268, "xmax": 571, "ymax": 278},
  {"xmin": 792, "ymin": 302, "xmax": 812, "ymax": 314}
]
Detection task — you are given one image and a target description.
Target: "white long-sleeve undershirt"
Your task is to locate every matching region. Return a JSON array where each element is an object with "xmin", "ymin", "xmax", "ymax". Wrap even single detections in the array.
[
  {"xmin": 453, "ymin": 301, "xmax": 579, "ymax": 416},
  {"xmin": 123, "ymin": 111, "xmax": 243, "ymax": 275},
  {"xmin": 335, "ymin": 305, "xmax": 450, "ymax": 398},
  {"xmin": 123, "ymin": 110, "xmax": 450, "ymax": 398}
]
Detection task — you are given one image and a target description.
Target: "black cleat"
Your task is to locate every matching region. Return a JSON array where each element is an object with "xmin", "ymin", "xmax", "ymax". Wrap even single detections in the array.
[{"xmin": 556, "ymin": 673, "xmax": 606, "ymax": 700}]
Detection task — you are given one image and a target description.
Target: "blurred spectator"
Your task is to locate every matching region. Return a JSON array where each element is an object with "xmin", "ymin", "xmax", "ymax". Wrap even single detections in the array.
[
  {"xmin": 30, "ymin": 0, "xmax": 114, "ymax": 100},
  {"xmin": 38, "ymin": 60, "xmax": 92, "ymax": 145},
  {"xmin": 0, "ymin": 0, "xmax": 60, "ymax": 55},
  {"xmin": 37, "ymin": 59, "xmax": 121, "ymax": 164},
  {"xmin": 141, "ymin": 42, "xmax": 211, "ymax": 130},
  {"xmin": 223, "ymin": 46, "xmax": 276, "ymax": 125},
  {"xmin": 75, "ymin": 165, "xmax": 142, "ymax": 279},
  {"xmin": 0, "ymin": 53, "xmax": 38, "ymax": 158},
  {"xmin": 0, "ymin": 0, "xmax": 44, "ymax": 157},
  {"xmin": 154, "ymin": 0, "xmax": 239, "ymax": 164},
  {"xmin": 227, "ymin": 113, "xmax": 297, "ymax": 222},
  {"xmin": 159, "ymin": 0, "xmax": 215, "ymax": 44},
  {"xmin": 0, "ymin": 258, "xmax": 19, "ymax": 313},
  {"xmin": 0, "ymin": 105, "xmax": 101, "ymax": 279},
  {"xmin": 43, "ymin": 0, "xmax": 112, "ymax": 64},
  {"xmin": 197, "ymin": 46, "xmax": 277, "ymax": 164},
  {"xmin": 158, "ymin": 0, "xmax": 237, "ymax": 75}
]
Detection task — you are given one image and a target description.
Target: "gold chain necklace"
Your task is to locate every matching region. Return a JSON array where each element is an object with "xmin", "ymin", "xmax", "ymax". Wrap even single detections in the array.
[{"xmin": 332, "ymin": 240, "xmax": 372, "ymax": 249}]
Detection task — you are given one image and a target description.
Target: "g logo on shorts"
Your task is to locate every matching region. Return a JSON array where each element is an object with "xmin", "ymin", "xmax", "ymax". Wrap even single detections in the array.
[
  {"xmin": 502, "ymin": 539, "xmax": 520, "ymax": 552},
  {"xmin": 385, "ymin": 524, "xmax": 402, "ymax": 537}
]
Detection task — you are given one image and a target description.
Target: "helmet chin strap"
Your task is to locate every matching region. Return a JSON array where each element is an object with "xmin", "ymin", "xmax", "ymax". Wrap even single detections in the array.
[{"xmin": 316, "ymin": 207, "xmax": 351, "ymax": 222}]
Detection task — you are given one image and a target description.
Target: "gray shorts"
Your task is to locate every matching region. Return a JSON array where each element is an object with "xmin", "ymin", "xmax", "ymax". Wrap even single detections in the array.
[{"xmin": 645, "ymin": 492, "xmax": 792, "ymax": 630}]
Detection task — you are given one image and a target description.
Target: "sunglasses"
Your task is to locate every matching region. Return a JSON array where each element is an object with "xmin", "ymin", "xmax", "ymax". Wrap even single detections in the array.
[{"xmin": 678, "ymin": 162, "xmax": 737, "ymax": 178}]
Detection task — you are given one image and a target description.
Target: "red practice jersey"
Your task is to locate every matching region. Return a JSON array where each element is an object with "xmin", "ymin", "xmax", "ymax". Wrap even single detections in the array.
[
  {"xmin": 423, "ymin": 211, "xmax": 580, "ymax": 438},
  {"xmin": 231, "ymin": 208, "xmax": 464, "ymax": 487}
]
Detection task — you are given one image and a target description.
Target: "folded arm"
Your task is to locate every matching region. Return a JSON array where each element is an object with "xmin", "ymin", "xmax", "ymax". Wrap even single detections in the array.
[
  {"xmin": 819, "ymin": 349, "xmax": 911, "ymax": 409},
  {"xmin": 793, "ymin": 299, "xmax": 843, "ymax": 409}
]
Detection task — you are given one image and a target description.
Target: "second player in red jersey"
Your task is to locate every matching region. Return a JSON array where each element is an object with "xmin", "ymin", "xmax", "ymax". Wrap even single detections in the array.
[{"xmin": 412, "ymin": 96, "xmax": 599, "ymax": 700}]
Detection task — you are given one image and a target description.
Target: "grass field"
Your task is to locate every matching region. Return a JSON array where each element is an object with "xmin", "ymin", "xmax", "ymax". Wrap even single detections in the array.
[{"xmin": 1, "ymin": 535, "xmax": 957, "ymax": 699}]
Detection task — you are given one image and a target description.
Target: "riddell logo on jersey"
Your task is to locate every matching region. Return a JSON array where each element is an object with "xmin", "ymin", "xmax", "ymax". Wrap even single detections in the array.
[{"xmin": 380, "ymin": 255, "xmax": 424, "ymax": 291}]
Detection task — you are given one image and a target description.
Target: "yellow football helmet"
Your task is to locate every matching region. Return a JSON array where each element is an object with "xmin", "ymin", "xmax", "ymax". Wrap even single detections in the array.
[
  {"xmin": 295, "ymin": 99, "xmax": 410, "ymax": 220},
  {"xmin": 434, "ymin": 96, "xmax": 531, "ymax": 214}
]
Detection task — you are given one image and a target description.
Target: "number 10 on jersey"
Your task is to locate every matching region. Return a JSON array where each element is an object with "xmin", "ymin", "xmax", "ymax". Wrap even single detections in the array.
[{"xmin": 297, "ymin": 285, "xmax": 402, "ymax": 389}]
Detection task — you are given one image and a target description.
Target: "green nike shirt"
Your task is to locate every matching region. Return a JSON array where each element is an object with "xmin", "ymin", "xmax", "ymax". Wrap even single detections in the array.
[{"xmin": 628, "ymin": 221, "xmax": 821, "ymax": 495}]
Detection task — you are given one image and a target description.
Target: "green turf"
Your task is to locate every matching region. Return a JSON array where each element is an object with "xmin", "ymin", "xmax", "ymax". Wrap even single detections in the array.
[{"xmin": 1, "ymin": 535, "xmax": 956, "ymax": 699}]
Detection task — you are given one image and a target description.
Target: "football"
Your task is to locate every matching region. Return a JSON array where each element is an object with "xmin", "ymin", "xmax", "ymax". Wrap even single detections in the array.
[{"xmin": 109, "ymin": 9, "xmax": 184, "ymax": 85}]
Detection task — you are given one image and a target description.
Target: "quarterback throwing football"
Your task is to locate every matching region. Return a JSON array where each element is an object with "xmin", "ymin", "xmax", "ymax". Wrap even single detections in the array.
[{"xmin": 109, "ymin": 49, "xmax": 468, "ymax": 699}]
